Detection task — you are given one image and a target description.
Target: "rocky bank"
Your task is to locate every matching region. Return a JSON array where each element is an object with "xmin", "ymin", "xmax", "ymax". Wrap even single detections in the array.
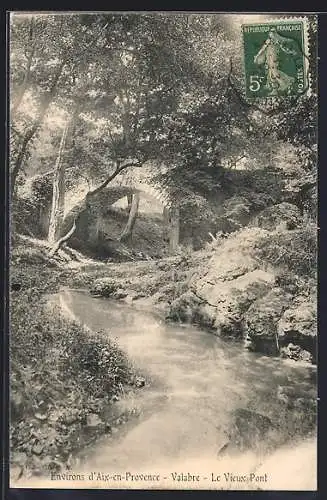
[
  {"xmin": 90, "ymin": 215, "xmax": 317, "ymax": 364},
  {"xmin": 166, "ymin": 225, "xmax": 317, "ymax": 363}
]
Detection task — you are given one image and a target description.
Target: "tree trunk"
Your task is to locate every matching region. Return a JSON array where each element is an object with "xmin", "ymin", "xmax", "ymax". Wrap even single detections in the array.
[
  {"xmin": 11, "ymin": 17, "xmax": 37, "ymax": 118},
  {"xmin": 169, "ymin": 206, "xmax": 180, "ymax": 254},
  {"xmin": 48, "ymin": 122, "xmax": 69, "ymax": 244},
  {"xmin": 48, "ymin": 159, "xmax": 143, "ymax": 256},
  {"xmin": 48, "ymin": 218, "xmax": 77, "ymax": 257},
  {"xmin": 127, "ymin": 193, "xmax": 133, "ymax": 210},
  {"xmin": 119, "ymin": 192, "xmax": 140, "ymax": 243},
  {"xmin": 163, "ymin": 206, "xmax": 169, "ymax": 225},
  {"xmin": 10, "ymin": 60, "xmax": 66, "ymax": 199}
]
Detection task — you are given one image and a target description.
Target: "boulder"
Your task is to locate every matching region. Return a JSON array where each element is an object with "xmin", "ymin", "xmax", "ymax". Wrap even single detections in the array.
[
  {"xmin": 190, "ymin": 228, "xmax": 270, "ymax": 286},
  {"xmin": 244, "ymin": 288, "xmax": 292, "ymax": 355},
  {"xmin": 90, "ymin": 278, "xmax": 118, "ymax": 297},
  {"xmin": 278, "ymin": 298, "xmax": 317, "ymax": 359},
  {"xmin": 112, "ymin": 290, "xmax": 128, "ymax": 300},
  {"xmin": 168, "ymin": 229, "xmax": 276, "ymax": 337},
  {"xmin": 280, "ymin": 343, "xmax": 313, "ymax": 363},
  {"xmin": 167, "ymin": 291, "xmax": 202, "ymax": 323},
  {"xmin": 195, "ymin": 270, "xmax": 274, "ymax": 337}
]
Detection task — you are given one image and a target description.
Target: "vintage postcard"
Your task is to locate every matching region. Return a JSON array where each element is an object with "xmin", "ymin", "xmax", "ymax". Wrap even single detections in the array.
[{"xmin": 9, "ymin": 12, "xmax": 317, "ymax": 491}]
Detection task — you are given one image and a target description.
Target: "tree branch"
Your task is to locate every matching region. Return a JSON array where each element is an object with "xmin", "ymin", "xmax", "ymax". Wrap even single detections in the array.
[{"xmin": 88, "ymin": 159, "xmax": 143, "ymax": 198}]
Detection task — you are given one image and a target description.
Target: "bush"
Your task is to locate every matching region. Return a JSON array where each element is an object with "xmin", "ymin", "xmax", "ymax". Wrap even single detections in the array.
[
  {"xmin": 254, "ymin": 223, "xmax": 317, "ymax": 278},
  {"xmin": 60, "ymin": 324, "xmax": 131, "ymax": 398},
  {"xmin": 10, "ymin": 263, "xmax": 136, "ymax": 474},
  {"xmin": 10, "ymin": 292, "xmax": 133, "ymax": 422},
  {"xmin": 254, "ymin": 203, "xmax": 302, "ymax": 231},
  {"xmin": 90, "ymin": 278, "xmax": 118, "ymax": 297}
]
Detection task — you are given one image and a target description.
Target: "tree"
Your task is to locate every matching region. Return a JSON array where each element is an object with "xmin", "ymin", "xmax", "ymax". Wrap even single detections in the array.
[
  {"xmin": 47, "ymin": 121, "xmax": 69, "ymax": 244},
  {"xmin": 12, "ymin": 13, "xmax": 317, "ymax": 255},
  {"xmin": 119, "ymin": 192, "xmax": 140, "ymax": 243},
  {"xmin": 10, "ymin": 13, "xmax": 109, "ymax": 199},
  {"xmin": 42, "ymin": 14, "xmax": 220, "ymax": 253}
]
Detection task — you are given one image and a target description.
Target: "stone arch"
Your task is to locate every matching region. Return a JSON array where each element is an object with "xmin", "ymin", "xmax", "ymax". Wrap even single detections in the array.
[
  {"xmin": 109, "ymin": 178, "xmax": 173, "ymax": 209},
  {"xmin": 62, "ymin": 178, "xmax": 180, "ymax": 255},
  {"xmin": 106, "ymin": 179, "xmax": 179, "ymax": 253}
]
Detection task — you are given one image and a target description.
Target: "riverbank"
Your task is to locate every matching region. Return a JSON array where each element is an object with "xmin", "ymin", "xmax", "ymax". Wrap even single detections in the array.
[
  {"xmin": 10, "ymin": 240, "xmax": 148, "ymax": 481},
  {"xmin": 87, "ymin": 223, "xmax": 317, "ymax": 365},
  {"xmin": 14, "ymin": 288, "xmax": 317, "ymax": 490},
  {"xmin": 10, "ymin": 219, "xmax": 317, "ymax": 481}
]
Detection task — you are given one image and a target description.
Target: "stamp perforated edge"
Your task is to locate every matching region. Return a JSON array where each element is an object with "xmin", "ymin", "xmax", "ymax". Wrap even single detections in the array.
[{"xmin": 241, "ymin": 15, "xmax": 314, "ymax": 98}]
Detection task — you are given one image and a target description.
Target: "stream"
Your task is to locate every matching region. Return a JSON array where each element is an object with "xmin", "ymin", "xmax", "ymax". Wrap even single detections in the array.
[{"xmin": 54, "ymin": 289, "xmax": 317, "ymax": 490}]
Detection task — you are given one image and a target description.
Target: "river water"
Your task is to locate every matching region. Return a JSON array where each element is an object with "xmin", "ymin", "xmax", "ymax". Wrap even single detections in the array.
[{"xmin": 49, "ymin": 290, "xmax": 317, "ymax": 490}]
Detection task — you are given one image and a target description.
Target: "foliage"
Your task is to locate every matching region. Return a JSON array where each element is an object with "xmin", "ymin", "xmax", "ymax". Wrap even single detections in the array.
[
  {"xmin": 254, "ymin": 222, "xmax": 317, "ymax": 278},
  {"xmin": 10, "ymin": 259, "xmax": 137, "ymax": 473},
  {"xmin": 90, "ymin": 278, "xmax": 118, "ymax": 297},
  {"xmin": 11, "ymin": 13, "xmax": 317, "ymax": 251}
]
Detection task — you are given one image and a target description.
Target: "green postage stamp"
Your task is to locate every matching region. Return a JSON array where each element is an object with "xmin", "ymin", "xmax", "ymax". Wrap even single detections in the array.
[{"xmin": 242, "ymin": 18, "xmax": 310, "ymax": 98}]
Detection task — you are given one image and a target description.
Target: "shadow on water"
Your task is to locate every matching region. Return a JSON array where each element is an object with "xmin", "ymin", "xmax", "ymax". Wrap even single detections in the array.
[{"xmin": 57, "ymin": 289, "xmax": 317, "ymax": 489}]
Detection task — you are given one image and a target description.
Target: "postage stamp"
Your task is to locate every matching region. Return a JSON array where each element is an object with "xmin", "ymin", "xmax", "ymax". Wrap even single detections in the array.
[{"xmin": 242, "ymin": 18, "xmax": 310, "ymax": 99}]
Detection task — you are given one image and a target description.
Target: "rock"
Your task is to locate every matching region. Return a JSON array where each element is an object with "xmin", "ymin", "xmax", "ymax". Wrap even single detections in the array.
[
  {"xmin": 90, "ymin": 278, "xmax": 118, "ymax": 297},
  {"xmin": 112, "ymin": 290, "xmax": 128, "ymax": 300},
  {"xmin": 278, "ymin": 299, "xmax": 317, "ymax": 359},
  {"xmin": 169, "ymin": 268, "xmax": 274, "ymax": 337},
  {"xmin": 34, "ymin": 412, "xmax": 47, "ymax": 421},
  {"xmin": 167, "ymin": 291, "xmax": 202, "ymax": 323},
  {"xmin": 135, "ymin": 376, "xmax": 146, "ymax": 388},
  {"xmin": 280, "ymin": 343, "xmax": 313, "ymax": 363},
  {"xmin": 169, "ymin": 228, "xmax": 276, "ymax": 337},
  {"xmin": 244, "ymin": 288, "xmax": 292, "ymax": 355},
  {"xmin": 86, "ymin": 413, "xmax": 104, "ymax": 428}
]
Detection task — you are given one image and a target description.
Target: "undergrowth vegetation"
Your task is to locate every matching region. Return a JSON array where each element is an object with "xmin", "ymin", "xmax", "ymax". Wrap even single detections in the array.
[
  {"xmin": 254, "ymin": 223, "xmax": 317, "ymax": 279},
  {"xmin": 10, "ymin": 256, "xmax": 141, "ymax": 477}
]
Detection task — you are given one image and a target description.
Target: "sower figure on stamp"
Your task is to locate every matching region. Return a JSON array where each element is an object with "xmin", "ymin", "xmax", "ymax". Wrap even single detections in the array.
[{"xmin": 254, "ymin": 30, "xmax": 298, "ymax": 95}]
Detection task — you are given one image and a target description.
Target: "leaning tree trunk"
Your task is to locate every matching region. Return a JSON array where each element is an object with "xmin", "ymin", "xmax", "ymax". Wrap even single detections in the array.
[
  {"xmin": 48, "ymin": 218, "xmax": 77, "ymax": 257},
  {"xmin": 48, "ymin": 122, "xmax": 69, "ymax": 245},
  {"xmin": 48, "ymin": 159, "xmax": 143, "ymax": 257},
  {"xmin": 119, "ymin": 192, "xmax": 140, "ymax": 243}
]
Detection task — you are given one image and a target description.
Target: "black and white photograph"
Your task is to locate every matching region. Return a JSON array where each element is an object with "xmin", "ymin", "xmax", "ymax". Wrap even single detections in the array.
[{"xmin": 9, "ymin": 11, "xmax": 317, "ymax": 490}]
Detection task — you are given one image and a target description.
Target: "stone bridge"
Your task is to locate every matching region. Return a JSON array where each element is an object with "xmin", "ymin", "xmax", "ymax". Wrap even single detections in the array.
[{"xmin": 63, "ymin": 163, "xmax": 180, "ymax": 254}]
